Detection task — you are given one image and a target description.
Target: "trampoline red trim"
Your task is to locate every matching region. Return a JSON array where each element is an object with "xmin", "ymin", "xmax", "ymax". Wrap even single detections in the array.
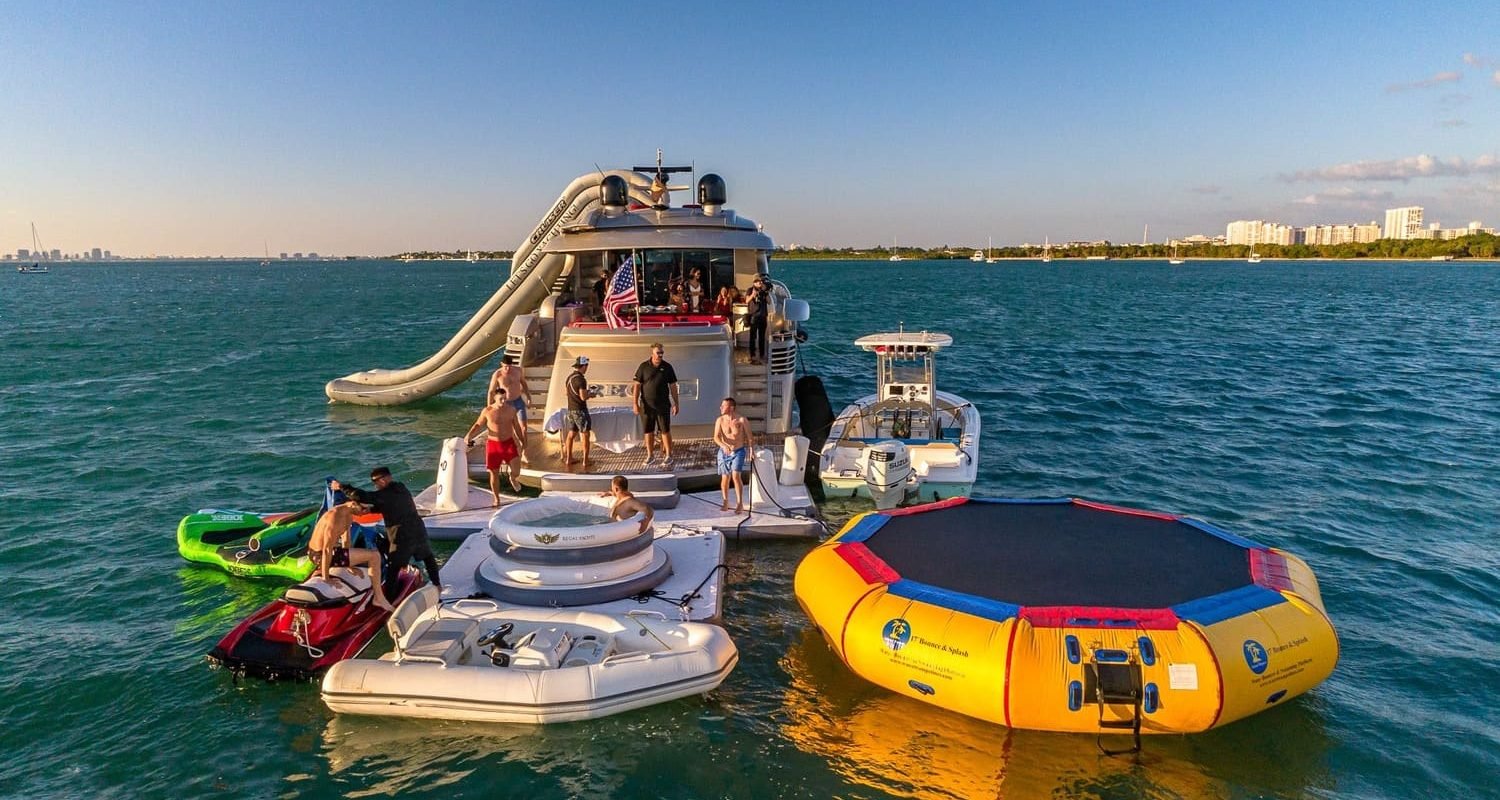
[
  {"xmin": 1071, "ymin": 498, "xmax": 1178, "ymax": 521},
  {"xmin": 882, "ymin": 496, "xmax": 969, "ymax": 516},
  {"xmin": 835, "ymin": 542, "xmax": 901, "ymax": 585},
  {"xmin": 1250, "ymin": 548, "xmax": 1294, "ymax": 592},
  {"xmin": 1001, "ymin": 618, "xmax": 1019, "ymax": 728},
  {"xmin": 1019, "ymin": 606, "xmax": 1181, "ymax": 630}
]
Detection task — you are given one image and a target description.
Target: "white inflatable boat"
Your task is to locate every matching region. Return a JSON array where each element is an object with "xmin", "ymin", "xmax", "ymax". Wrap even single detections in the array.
[{"xmin": 321, "ymin": 586, "xmax": 738, "ymax": 724}]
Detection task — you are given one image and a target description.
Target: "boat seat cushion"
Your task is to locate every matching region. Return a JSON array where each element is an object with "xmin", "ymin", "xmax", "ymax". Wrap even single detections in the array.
[
  {"xmin": 284, "ymin": 567, "xmax": 373, "ymax": 606},
  {"xmin": 400, "ymin": 617, "xmax": 477, "ymax": 663}
]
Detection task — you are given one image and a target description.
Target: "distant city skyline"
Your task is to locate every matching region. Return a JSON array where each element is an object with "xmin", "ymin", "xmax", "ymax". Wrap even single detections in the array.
[{"xmin": 3, "ymin": 3, "xmax": 1499, "ymax": 257}]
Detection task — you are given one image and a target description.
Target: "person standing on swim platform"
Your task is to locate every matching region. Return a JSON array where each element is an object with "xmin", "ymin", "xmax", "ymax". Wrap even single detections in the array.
[
  {"xmin": 561, "ymin": 356, "xmax": 595, "ymax": 471},
  {"xmin": 466, "ymin": 388, "xmax": 526, "ymax": 499},
  {"xmin": 334, "ymin": 467, "xmax": 442, "ymax": 595},
  {"xmin": 631, "ymin": 342, "xmax": 679, "ymax": 468},
  {"xmin": 714, "ymin": 396, "xmax": 752, "ymax": 512}
]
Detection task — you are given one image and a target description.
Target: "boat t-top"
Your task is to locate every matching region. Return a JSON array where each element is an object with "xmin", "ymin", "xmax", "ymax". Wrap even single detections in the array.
[{"xmin": 819, "ymin": 330, "xmax": 980, "ymax": 509}]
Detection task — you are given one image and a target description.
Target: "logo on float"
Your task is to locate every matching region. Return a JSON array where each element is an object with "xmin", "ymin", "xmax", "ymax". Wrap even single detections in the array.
[
  {"xmin": 882, "ymin": 618, "xmax": 912, "ymax": 651},
  {"xmin": 1242, "ymin": 639, "xmax": 1269, "ymax": 674},
  {"xmin": 533, "ymin": 532, "xmax": 560, "ymax": 545}
]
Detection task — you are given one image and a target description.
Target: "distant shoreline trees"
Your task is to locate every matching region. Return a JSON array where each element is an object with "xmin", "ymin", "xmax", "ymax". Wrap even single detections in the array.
[{"xmin": 777, "ymin": 233, "xmax": 1498, "ymax": 261}]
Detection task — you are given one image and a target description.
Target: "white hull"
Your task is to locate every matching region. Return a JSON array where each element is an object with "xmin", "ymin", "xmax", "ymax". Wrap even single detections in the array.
[
  {"xmin": 322, "ymin": 591, "xmax": 737, "ymax": 724},
  {"xmin": 819, "ymin": 389, "xmax": 980, "ymax": 509}
]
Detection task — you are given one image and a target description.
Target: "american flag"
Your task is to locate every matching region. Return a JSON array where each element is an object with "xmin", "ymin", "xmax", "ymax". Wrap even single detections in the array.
[{"xmin": 603, "ymin": 256, "xmax": 638, "ymax": 329}]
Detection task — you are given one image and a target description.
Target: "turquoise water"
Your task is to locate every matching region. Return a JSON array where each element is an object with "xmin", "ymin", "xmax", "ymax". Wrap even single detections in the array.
[
  {"xmin": 2, "ymin": 258, "xmax": 1498, "ymax": 799},
  {"xmin": 516, "ymin": 511, "xmax": 612, "ymax": 528}
]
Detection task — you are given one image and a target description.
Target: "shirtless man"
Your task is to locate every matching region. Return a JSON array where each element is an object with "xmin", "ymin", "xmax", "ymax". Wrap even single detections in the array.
[
  {"xmin": 308, "ymin": 501, "xmax": 394, "ymax": 611},
  {"xmin": 486, "ymin": 355, "xmax": 532, "ymax": 428},
  {"xmin": 465, "ymin": 388, "xmax": 526, "ymax": 501},
  {"xmin": 604, "ymin": 475, "xmax": 654, "ymax": 534},
  {"xmin": 713, "ymin": 396, "xmax": 753, "ymax": 512}
]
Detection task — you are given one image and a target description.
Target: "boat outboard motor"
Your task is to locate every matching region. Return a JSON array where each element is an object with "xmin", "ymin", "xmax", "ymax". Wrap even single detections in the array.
[
  {"xmin": 698, "ymin": 174, "xmax": 726, "ymax": 216},
  {"xmin": 864, "ymin": 440, "xmax": 912, "ymax": 510},
  {"xmin": 601, "ymin": 175, "xmax": 629, "ymax": 217}
]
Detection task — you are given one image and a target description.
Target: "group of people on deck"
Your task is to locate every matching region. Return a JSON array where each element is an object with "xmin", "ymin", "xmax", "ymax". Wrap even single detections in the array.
[
  {"xmin": 589, "ymin": 266, "xmax": 773, "ymax": 363},
  {"xmin": 461, "ymin": 340, "xmax": 758, "ymax": 513}
]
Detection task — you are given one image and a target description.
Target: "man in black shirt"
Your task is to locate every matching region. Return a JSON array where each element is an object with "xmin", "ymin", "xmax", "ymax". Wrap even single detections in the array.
[
  {"xmin": 631, "ymin": 342, "xmax": 679, "ymax": 467},
  {"xmin": 746, "ymin": 275, "xmax": 770, "ymax": 363},
  {"xmin": 334, "ymin": 467, "xmax": 442, "ymax": 595}
]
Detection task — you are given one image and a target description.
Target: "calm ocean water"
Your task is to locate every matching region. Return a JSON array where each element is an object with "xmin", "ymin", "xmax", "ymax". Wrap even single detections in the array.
[{"xmin": 2, "ymin": 258, "xmax": 1497, "ymax": 799}]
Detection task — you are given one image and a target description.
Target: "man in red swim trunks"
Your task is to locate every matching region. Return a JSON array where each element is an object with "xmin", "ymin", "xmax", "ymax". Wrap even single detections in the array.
[{"xmin": 464, "ymin": 387, "xmax": 526, "ymax": 501}]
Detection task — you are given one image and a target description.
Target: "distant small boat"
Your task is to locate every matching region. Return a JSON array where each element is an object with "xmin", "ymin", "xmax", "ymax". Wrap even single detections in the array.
[
  {"xmin": 22, "ymin": 223, "xmax": 51, "ymax": 272},
  {"xmin": 1169, "ymin": 242, "xmax": 1184, "ymax": 265},
  {"xmin": 467, "ymin": 250, "xmax": 480, "ymax": 263},
  {"xmin": 260, "ymin": 241, "xmax": 270, "ymax": 267},
  {"xmin": 1041, "ymin": 236, "xmax": 1052, "ymax": 263},
  {"xmin": 889, "ymin": 236, "xmax": 904, "ymax": 262},
  {"xmin": 969, "ymin": 249, "xmax": 984, "ymax": 262}
]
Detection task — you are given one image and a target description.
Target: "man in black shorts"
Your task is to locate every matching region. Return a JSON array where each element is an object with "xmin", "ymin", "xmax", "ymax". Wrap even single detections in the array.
[
  {"xmin": 631, "ymin": 342, "xmax": 679, "ymax": 467},
  {"xmin": 333, "ymin": 467, "xmax": 442, "ymax": 596}
]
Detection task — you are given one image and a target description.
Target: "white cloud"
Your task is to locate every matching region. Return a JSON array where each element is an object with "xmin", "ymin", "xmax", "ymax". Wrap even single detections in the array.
[
  {"xmin": 1385, "ymin": 71, "xmax": 1463, "ymax": 92},
  {"xmin": 1292, "ymin": 188, "xmax": 1394, "ymax": 206},
  {"xmin": 1282, "ymin": 154, "xmax": 1500, "ymax": 183},
  {"xmin": 1493, "ymin": 69, "xmax": 1500, "ymax": 87}
]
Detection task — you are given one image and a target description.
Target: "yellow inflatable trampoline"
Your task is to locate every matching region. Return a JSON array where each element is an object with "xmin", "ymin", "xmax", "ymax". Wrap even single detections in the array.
[{"xmin": 794, "ymin": 497, "xmax": 1338, "ymax": 741}]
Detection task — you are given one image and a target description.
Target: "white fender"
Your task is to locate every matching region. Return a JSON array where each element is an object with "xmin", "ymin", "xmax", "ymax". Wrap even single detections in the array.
[
  {"xmin": 779, "ymin": 434, "xmax": 809, "ymax": 486},
  {"xmin": 433, "ymin": 437, "xmax": 469, "ymax": 513}
]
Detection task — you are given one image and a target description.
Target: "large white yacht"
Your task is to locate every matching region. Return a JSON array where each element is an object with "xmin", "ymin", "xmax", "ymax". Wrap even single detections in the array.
[
  {"xmin": 327, "ymin": 156, "xmax": 814, "ymax": 492},
  {"xmin": 818, "ymin": 330, "xmax": 979, "ymax": 509}
]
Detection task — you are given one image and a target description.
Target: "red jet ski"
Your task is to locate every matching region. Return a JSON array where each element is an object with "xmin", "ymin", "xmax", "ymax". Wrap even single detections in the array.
[{"xmin": 208, "ymin": 565, "xmax": 423, "ymax": 681}]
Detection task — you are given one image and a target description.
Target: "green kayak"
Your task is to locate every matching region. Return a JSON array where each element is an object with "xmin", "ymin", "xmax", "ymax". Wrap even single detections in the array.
[{"xmin": 176, "ymin": 506, "xmax": 320, "ymax": 580}]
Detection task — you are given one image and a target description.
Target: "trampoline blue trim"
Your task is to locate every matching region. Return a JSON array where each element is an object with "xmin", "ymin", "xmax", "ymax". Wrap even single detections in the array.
[
  {"xmin": 887, "ymin": 578, "xmax": 1021, "ymax": 623},
  {"xmin": 1180, "ymin": 517, "xmax": 1263, "ymax": 550},
  {"xmin": 1172, "ymin": 584, "xmax": 1284, "ymax": 626},
  {"xmin": 839, "ymin": 514, "xmax": 891, "ymax": 543}
]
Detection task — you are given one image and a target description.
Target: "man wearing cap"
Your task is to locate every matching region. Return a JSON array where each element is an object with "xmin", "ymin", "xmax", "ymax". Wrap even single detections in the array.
[
  {"xmin": 562, "ymin": 355, "xmax": 595, "ymax": 471},
  {"xmin": 333, "ymin": 468, "xmax": 442, "ymax": 595}
]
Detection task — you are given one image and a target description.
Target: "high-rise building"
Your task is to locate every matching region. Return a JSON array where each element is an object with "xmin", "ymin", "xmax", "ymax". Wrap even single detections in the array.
[
  {"xmin": 91, "ymin": 248, "xmax": 102, "ymax": 260},
  {"xmin": 1383, "ymin": 206, "xmax": 1423, "ymax": 239},
  {"xmin": 18, "ymin": 248, "xmax": 30, "ymax": 259},
  {"xmin": 279, "ymin": 252, "xmax": 288, "ymax": 260},
  {"xmin": 103, "ymin": 250, "xmax": 112, "ymax": 260}
]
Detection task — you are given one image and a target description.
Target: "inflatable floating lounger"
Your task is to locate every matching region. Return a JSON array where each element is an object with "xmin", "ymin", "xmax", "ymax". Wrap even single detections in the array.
[{"xmin": 795, "ymin": 497, "xmax": 1339, "ymax": 743}]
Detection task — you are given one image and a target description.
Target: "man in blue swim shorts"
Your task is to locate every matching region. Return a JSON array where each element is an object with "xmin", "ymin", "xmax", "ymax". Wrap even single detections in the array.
[{"xmin": 713, "ymin": 396, "xmax": 752, "ymax": 512}]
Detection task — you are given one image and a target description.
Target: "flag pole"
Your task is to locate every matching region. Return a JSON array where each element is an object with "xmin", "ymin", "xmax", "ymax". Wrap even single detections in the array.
[{"xmin": 633, "ymin": 249, "xmax": 641, "ymax": 330}]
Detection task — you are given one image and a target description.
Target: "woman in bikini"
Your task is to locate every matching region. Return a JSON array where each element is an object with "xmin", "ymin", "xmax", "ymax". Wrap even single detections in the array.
[{"xmin": 308, "ymin": 501, "xmax": 396, "ymax": 611}]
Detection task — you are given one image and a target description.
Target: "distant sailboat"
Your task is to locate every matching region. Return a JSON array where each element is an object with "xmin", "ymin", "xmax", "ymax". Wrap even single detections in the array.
[
  {"xmin": 19, "ymin": 223, "xmax": 50, "ymax": 273},
  {"xmin": 1041, "ymin": 236, "xmax": 1052, "ymax": 263},
  {"xmin": 260, "ymin": 242, "xmax": 270, "ymax": 267},
  {"xmin": 1247, "ymin": 230, "xmax": 1262, "ymax": 264},
  {"xmin": 985, "ymin": 236, "xmax": 997, "ymax": 263},
  {"xmin": 1169, "ymin": 241, "xmax": 1185, "ymax": 265},
  {"xmin": 889, "ymin": 236, "xmax": 904, "ymax": 262}
]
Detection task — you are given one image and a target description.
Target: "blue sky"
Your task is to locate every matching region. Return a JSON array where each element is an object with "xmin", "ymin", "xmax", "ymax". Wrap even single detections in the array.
[{"xmin": 3, "ymin": 1, "xmax": 1499, "ymax": 256}]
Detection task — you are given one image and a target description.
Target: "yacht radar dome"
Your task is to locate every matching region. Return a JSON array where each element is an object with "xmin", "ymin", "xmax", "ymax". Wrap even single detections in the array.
[
  {"xmin": 698, "ymin": 173, "xmax": 727, "ymax": 214},
  {"xmin": 600, "ymin": 175, "xmax": 629, "ymax": 216}
]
